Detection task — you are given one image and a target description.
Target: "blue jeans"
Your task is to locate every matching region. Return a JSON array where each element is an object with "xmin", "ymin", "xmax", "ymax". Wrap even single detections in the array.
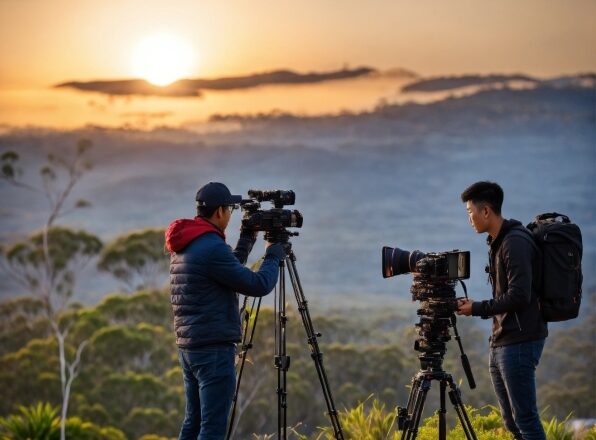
[
  {"xmin": 178, "ymin": 345, "xmax": 236, "ymax": 440},
  {"xmin": 489, "ymin": 339, "xmax": 546, "ymax": 440}
]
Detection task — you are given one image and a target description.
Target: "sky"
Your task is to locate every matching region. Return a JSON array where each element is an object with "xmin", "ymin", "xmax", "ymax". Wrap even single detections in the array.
[{"xmin": 1, "ymin": 0, "xmax": 595, "ymax": 89}]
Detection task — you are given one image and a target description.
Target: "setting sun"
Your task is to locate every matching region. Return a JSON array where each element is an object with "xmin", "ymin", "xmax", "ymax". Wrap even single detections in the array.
[{"xmin": 132, "ymin": 34, "xmax": 194, "ymax": 86}]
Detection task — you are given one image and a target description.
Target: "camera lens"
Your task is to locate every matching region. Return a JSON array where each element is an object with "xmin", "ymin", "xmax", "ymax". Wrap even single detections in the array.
[{"xmin": 382, "ymin": 247, "xmax": 426, "ymax": 278}]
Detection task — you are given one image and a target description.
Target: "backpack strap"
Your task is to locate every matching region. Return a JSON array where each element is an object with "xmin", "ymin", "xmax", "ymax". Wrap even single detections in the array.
[
  {"xmin": 535, "ymin": 212, "xmax": 570, "ymax": 223},
  {"xmin": 505, "ymin": 225, "xmax": 538, "ymax": 250},
  {"xmin": 505, "ymin": 225, "xmax": 542, "ymax": 293}
]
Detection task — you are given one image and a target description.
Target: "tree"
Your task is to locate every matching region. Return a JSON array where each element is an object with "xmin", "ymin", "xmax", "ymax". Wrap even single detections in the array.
[
  {"xmin": 97, "ymin": 228, "xmax": 168, "ymax": 292},
  {"xmin": 0, "ymin": 140, "xmax": 98, "ymax": 440},
  {"xmin": 2, "ymin": 227, "xmax": 102, "ymax": 305}
]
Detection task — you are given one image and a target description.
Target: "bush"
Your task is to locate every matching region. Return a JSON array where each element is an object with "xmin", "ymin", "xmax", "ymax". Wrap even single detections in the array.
[
  {"xmin": 0, "ymin": 402, "xmax": 126, "ymax": 440},
  {"xmin": 315, "ymin": 398, "xmax": 583, "ymax": 440}
]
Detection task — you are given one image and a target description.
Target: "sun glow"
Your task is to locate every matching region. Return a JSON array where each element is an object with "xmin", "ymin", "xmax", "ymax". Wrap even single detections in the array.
[{"xmin": 132, "ymin": 34, "xmax": 194, "ymax": 86}]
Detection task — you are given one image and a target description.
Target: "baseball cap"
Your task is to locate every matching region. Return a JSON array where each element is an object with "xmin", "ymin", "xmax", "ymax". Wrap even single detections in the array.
[{"xmin": 195, "ymin": 182, "xmax": 242, "ymax": 207}]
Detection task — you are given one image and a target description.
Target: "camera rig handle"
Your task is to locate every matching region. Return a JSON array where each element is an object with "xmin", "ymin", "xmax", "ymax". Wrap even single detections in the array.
[
  {"xmin": 264, "ymin": 229, "xmax": 299, "ymax": 245},
  {"xmin": 450, "ymin": 314, "xmax": 476, "ymax": 389}
]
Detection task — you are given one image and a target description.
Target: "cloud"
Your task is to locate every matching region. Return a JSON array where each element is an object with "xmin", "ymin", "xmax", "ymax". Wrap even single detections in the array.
[{"xmin": 55, "ymin": 67, "xmax": 376, "ymax": 98}]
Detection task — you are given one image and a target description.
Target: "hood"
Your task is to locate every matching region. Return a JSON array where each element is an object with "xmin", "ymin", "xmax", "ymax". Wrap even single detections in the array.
[
  {"xmin": 488, "ymin": 218, "xmax": 523, "ymax": 250},
  {"xmin": 165, "ymin": 217, "xmax": 225, "ymax": 252}
]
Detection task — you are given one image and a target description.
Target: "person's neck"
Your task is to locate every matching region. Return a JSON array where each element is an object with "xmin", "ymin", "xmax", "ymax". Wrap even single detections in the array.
[
  {"xmin": 200, "ymin": 216, "xmax": 225, "ymax": 234},
  {"xmin": 487, "ymin": 216, "xmax": 504, "ymax": 240}
]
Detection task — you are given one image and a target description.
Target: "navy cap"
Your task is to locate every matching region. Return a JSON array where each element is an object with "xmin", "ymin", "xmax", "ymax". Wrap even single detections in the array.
[{"xmin": 196, "ymin": 182, "xmax": 242, "ymax": 207}]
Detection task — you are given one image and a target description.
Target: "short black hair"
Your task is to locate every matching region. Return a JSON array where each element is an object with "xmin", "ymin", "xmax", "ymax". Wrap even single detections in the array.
[
  {"xmin": 197, "ymin": 204, "xmax": 220, "ymax": 219},
  {"xmin": 460, "ymin": 181, "xmax": 504, "ymax": 215}
]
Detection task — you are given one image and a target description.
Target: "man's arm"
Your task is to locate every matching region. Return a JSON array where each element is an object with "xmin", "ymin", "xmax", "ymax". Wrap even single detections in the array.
[
  {"xmin": 469, "ymin": 235, "xmax": 534, "ymax": 317},
  {"xmin": 209, "ymin": 240, "xmax": 284, "ymax": 297},
  {"xmin": 233, "ymin": 229, "xmax": 257, "ymax": 265}
]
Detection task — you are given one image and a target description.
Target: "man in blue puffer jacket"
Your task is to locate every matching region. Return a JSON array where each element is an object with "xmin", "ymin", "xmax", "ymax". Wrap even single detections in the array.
[{"xmin": 165, "ymin": 182, "xmax": 285, "ymax": 440}]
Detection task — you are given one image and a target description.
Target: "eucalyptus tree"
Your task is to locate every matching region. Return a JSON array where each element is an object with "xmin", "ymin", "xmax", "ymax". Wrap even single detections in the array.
[
  {"xmin": 0, "ymin": 140, "xmax": 100, "ymax": 440},
  {"xmin": 98, "ymin": 228, "xmax": 168, "ymax": 292}
]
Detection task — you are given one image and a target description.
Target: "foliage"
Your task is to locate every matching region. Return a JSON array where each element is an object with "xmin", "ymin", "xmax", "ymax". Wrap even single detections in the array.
[
  {"xmin": 1, "ymin": 139, "xmax": 100, "ymax": 440},
  {"xmin": 0, "ymin": 289, "xmax": 594, "ymax": 438},
  {"xmin": 316, "ymin": 401, "xmax": 585, "ymax": 440},
  {"xmin": 536, "ymin": 303, "xmax": 596, "ymax": 418},
  {"xmin": 316, "ymin": 397, "xmax": 397, "ymax": 439},
  {"xmin": 0, "ymin": 402, "xmax": 125, "ymax": 440},
  {"xmin": 98, "ymin": 229, "xmax": 168, "ymax": 292},
  {"xmin": 543, "ymin": 414, "xmax": 574, "ymax": 440},
  {"xmin": 0, "ymin": 296, "xmax": 49, "ymax": 356},
  {"xmin": 0, "ymin": 402, "xmax": 59, "ymax": 440},
  {"xmin": 2, "ymin": 227, "xmax": 102, "ymax": 300}
]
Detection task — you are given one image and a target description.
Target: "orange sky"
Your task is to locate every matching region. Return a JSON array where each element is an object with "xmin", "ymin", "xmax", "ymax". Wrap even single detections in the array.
[{"xmin": 0, "ymin": 0, "xmax": 595, "ymax": 88}]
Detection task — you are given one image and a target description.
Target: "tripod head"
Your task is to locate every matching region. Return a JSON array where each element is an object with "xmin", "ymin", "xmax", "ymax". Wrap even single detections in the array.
[
  {"xmin": 411, "ymin": 277, "xmax": 476, "ymax": 389},
  {"xmin": 264, "ymin": 228, "xmax": 299, "ymax": 247}
]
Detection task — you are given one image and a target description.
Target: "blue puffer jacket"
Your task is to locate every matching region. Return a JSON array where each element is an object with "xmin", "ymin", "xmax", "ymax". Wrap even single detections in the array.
[{"xmin": 166, "ymin": 217, "xmax": 281, "ymax": 348}]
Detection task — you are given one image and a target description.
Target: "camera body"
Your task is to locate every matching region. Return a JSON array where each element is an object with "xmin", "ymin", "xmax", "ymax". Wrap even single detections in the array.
[
  {"xmin": 382, "ymin": 247, "xmax": 469, "ymax": 281},
  {"xmin": 241, "ymin": 189, "xmax": 303, "ymax": 242},
  {"xmin": 242, "ymin": 208, "xmax": 303, "ymax": 231},
  {"xmin": 382, "ymin": 246, "xmax": 470, "ymax": 360}
]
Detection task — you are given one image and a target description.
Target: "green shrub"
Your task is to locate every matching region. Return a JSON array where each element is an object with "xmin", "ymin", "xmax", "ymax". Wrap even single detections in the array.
[
  {"xmin": 315, "ymin": 398, "xmax": 586, "ymax": 440},
  {"xmin": 0, "ymin": 402, "xmax": 59, "ymax": 440},
  {"xmin": 0, "ymin": 402, "xmax": 126, "ymax": 440}
]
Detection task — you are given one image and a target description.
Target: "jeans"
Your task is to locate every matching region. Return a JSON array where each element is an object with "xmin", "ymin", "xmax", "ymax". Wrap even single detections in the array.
[
  {"xmin": 489, "ymin": 339, "xmax": 546, "ymax": 440},
  {"xmin": 178, "ymin": 345, "xmax": 236, "ymax": 440}
]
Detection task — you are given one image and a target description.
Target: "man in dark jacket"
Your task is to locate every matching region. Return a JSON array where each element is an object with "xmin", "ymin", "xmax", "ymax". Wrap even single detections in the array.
[
  {"xmin": 457, "ymin": 181, "xmax": 547, "ymax": 440},
  {"xmin": 165, "ymin": 182, "xmax": 285, "ymax": 440}
]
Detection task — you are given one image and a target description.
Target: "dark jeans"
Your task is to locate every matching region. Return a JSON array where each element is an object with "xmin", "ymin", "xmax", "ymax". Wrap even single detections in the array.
[
  {"xmin": 178, "ymin": 345, "xmax": 236, "ymax": 440},
  {"xmin": 489, "ymin": 339, "xmax": 546, "ymax": 440}
]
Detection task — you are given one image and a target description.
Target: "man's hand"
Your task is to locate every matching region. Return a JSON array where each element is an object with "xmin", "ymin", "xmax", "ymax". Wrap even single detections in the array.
[
  {"xmin": 265, "ymin": 242, "xmax": 288, "ymax": 260},
  {"xmin": 457, "ymin": 298, "xmax": 474, "ymax": 316},
  {"xmin": 239, "ymin": 226, "xmax": 258, "ymax": 242}
]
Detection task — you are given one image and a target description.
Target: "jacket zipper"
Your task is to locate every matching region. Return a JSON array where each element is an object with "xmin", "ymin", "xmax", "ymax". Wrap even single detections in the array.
[{"xmin": 514, "ymin": 312, "xmax": 522, "ymax": 331}]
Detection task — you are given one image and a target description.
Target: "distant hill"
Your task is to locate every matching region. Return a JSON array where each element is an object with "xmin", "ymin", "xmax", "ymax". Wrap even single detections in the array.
[
  {"xmin": 55, "ymin": 67, "xmax": 376, "ymax": 97},
  {"xmin": 402, "ymin": 73, "xmax": 595, "ymax": 93},
  {"xmin": 1, "ymin": 83, "xmax": 594, "ymax": 302},
  {"xmin": 209, "ymin": 85, "xmax": 595, "ymax": 139},
  {"xmin": 401, "ymin": 74, "xmax": 539, "ymax": 92}
]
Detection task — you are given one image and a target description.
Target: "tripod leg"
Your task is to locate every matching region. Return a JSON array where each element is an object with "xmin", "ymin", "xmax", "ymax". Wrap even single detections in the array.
[
  {"xmin": 274, "ymin": 260, "xmax": 289, "ymax": 440},
  {"xmin": 401, "ymin": 376, "xmax": 431, "ymax": 440},
  {"xmin": 285, "ymin": 253, "xmax": 345, "ymax": 440},
  {"xmin": 399, "ymin": 373, "xmax": 422, "ymax": 433},
  {"xmin": 226, "ymin": 297, "xmax": 262, "ymax": 440},
  {"xmin": 438, "ymin": 380, "xmax": 447, "ymax": 440},
  {"xmin": 446, "ymin": 376, "xmax": 478, "ymax": 440}
]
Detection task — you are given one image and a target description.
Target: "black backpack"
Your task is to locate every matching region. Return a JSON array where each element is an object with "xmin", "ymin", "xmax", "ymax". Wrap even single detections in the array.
[{"xmin": 526, "ymin": 213, "xmax": 583, "ymax": 322}]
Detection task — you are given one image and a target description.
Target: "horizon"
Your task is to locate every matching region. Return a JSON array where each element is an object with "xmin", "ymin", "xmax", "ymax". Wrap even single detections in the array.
[
  {"xmin": 1, "ymin": 1, "xmax": 595, "ymax": 130},
  {"xmin": 1, "ymin": 1, "xmax": 595, "ymax": 90}
]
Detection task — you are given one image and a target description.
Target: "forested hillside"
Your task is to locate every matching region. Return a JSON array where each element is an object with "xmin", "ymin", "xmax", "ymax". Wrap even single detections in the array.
[{"xmin": 1, "ymin": 289, "xmax": 593, "ymax": 438}]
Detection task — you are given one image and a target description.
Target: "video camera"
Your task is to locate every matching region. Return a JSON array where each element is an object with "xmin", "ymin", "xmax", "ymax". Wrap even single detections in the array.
[
  {"xmin": 240, "ymin": 189, "xmax": 303, "ymax": 242},
  {"xmin": 381, "ymin": 246, "xmax": 475, "ymax": 387},
  {"xmin": 382, "ymin": 247, "xmax": 470, "ymax": 282}
]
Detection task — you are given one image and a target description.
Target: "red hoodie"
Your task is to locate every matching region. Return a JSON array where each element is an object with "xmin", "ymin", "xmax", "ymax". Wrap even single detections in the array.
[{"xmin": 165, "ymin": 217, "xmax": 225, "ymax": 252}]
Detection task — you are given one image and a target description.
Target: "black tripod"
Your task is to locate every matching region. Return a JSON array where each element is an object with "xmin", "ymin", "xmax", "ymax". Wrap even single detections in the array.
[
  {"xmin": 398, "ymin": 327, "xmax": 477, "ymax": 440},
  {"xmin": 227, "ymin": 234, "xmax": 344, "ymax": 440},
  {"xmin": 398, "ymin": 279, "xmax": 478, "ymax": 440}
]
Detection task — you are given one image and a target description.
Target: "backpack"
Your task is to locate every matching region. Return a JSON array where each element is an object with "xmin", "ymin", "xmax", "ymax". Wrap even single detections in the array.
[{"xmin": 526, "ymin": 213, "xmax": 583, "ymax": 322}]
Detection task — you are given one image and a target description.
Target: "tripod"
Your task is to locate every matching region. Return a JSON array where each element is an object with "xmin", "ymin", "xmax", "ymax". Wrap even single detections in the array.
[
  {"xmin": 398, "ymin": 352, "xmax": 477, "ymax": 440},
  {"xmin": 398, "ymin": 312, "xmax": 478, "ymax": 440},
  {"xmin": 397, "ymin": 275, "xmax": 478, "ymax": 440},
  {"xmin": 227, "ymin": 235, "xmax": 344, "ymax": 440}
]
